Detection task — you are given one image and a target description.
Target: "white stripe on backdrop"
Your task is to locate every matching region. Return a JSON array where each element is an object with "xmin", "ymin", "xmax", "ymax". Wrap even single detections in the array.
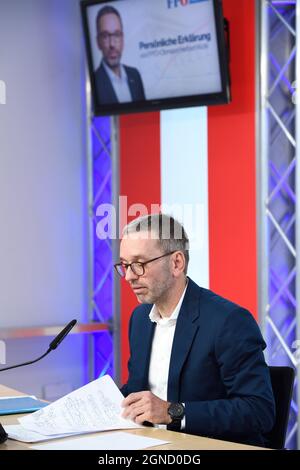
[{"xmin": 160, "ymin": 107, "xmax": 209, "ymax": 288}]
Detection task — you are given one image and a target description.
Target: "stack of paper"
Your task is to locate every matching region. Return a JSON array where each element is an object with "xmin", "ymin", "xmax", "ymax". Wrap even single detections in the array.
[
  {"xmin": 31, "ymin": 431, "xmax": 169, "ymax": 450},
  {"xmin": 4, "ymin": 424, "xmax": 83, "ymax": 443},
  {"xmin": 4, "ymin": 375, "xmax": 142, "ymax": 443}
]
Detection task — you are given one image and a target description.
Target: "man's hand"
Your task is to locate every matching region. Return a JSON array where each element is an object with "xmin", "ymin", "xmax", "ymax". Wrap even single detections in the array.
[{"xmin": 121, "ymin": 391, "xmax": 172, "ymax": 425}]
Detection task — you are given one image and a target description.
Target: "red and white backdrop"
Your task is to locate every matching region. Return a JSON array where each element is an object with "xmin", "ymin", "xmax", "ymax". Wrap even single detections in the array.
[{"xmin": 118, "ymin": 0, "xmax": 256, "ymax": 383}]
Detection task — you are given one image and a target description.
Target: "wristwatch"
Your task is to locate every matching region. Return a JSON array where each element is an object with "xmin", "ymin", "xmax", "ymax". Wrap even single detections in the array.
[{"xmin": 167, "ymin": 402, "xmax": 185, "ymax": 430}]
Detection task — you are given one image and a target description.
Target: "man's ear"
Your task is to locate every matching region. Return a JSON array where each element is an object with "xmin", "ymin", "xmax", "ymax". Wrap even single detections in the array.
[
  {"xmin": 96, "ymin": 35, "xmax": 102, "ymax": 51},
  {"xmin": 172, "ymin": 252, "xmax": 185, "ymax": 277}
]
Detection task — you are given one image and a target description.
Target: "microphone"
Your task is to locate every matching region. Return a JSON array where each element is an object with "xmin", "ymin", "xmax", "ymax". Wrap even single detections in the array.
[
  {"xmin": 0, "ymin": 319, "xmax": 77, "ymax": 372},
  {"xmin": 0, "ymin": 319, "xmax": 77, "ymax": 443},
  {"xmin": 49, "ymin": 319, "xmax": 77, "ymax": 351}
]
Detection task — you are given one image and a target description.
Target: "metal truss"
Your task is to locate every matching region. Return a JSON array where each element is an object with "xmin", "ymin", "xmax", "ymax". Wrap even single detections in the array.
[
  {"xmin": 258, "ymin": 0, "xmax": 299, "ymax": 449},
  {"xmin": 86, "ymin": 91, "xmax": 120, "ymax": 384}
]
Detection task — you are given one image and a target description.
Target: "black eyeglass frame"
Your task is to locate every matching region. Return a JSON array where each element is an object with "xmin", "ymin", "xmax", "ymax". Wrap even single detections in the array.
[{"xmin": 114, "ymin": 251, "xmax": 176, "ymax": 278}]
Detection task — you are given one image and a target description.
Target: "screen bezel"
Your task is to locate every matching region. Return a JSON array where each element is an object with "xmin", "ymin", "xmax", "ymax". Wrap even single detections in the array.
[{"xmin": 81, "ymin": 0, "xmax": 231, "ymax": 116}]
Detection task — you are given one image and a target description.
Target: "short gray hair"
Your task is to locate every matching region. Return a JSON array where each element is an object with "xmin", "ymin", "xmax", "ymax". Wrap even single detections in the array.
[
  {"xmin": 123, "ymin": 214, "xmax": 189, "ymax": 274},
  {"xmin": 96, "ymin": 5, "xmax": 123, "ymax": 33}
]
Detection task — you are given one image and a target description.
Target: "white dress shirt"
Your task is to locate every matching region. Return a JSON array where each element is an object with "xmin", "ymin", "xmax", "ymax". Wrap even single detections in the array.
[
  {"xmin": 148, "ymin": 282, "xmax": 188, "ymax": 429},
  {"xmin": 102, "ymin": 61, "xmax": 132, "ymax": 103}
]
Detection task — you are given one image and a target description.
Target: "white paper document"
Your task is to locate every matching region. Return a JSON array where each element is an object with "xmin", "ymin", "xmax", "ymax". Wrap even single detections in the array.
[
  {"xmin": 19, "ymin": 375, "xmax": 141, "ymax": 436},
  {"xmin": 31, "ymin": 431, "xmax": 169, "ymax": 450},
  {"xmin": 4, "ymin": 424, "xmax": 83, "ymax": 443}
]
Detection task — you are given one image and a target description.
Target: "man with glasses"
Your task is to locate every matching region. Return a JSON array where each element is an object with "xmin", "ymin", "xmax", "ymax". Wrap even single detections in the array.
[
  {"xmin": 115, "ymin": 214, "xmax": 275, "ymax": 447},
  {"xmin": 95, "ymin": 5, "xmax": 145, "ymax": 104}
]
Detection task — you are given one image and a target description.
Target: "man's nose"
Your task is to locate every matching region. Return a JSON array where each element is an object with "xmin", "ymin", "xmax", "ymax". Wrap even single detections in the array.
[
  {"xmin": 109, "ymin": 35, "xmax": 117, "ymax": 46},
  {"xmin": 125, "ymin": 266, "xmax": 139, "ymax": 282}
]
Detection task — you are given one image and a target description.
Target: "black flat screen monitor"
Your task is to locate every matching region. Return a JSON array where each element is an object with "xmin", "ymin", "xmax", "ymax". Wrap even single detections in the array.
[{"xmin": 81, "ymin": 0, "xmax": 231, "ymax": 116}]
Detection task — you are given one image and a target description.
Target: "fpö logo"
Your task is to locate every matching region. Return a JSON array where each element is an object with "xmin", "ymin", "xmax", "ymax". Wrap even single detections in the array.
[{"xmin": 167, "ymin": 0, "xmax": 208, "ymax": 8}]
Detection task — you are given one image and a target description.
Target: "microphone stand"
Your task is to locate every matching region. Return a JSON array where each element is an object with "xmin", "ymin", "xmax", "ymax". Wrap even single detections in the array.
[{"xmin": 0, "ymin": 319, "xmax": 77, "ymax": 444}]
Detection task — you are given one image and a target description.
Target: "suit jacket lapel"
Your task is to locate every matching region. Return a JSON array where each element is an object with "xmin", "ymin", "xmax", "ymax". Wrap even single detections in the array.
[
  {"xmin": 167, "ymin": 280, "xmax": 200, "ymax": 402},
  {"xmin": 100, "ymin": 62, "xmax": 118, "ymax": 103},
  {"xmin": 138, "ymin": 316, "xmax": 156, "ymax": 389}
]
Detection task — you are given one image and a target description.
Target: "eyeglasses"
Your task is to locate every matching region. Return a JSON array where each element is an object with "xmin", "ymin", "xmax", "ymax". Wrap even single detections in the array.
[
  {"xmin": 114, "ymin": 251, "xmax": 176, "ymax": 278},
  {"xmin": 98, "ymin": 31, "xmax": 123, "ymax": 42}
]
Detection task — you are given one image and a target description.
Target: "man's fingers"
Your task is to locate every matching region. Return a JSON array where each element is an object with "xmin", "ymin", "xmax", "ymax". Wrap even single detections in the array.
[
  {"xmin": 122, "ymin": 391, "xmax": 148, "ymax": 407},
  {"xmin": 122, "ymin": 402, "xmax": 146, "ymax": 418}
]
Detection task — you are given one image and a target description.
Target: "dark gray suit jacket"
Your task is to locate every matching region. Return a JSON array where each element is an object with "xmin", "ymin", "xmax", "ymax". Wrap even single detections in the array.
[
  {"xmin": 94, "ymin": 62, "xmax": 145, "ymax": 104},
  {"xmin": 121, "ymin": 278, "xmax": 275, "ymax": 447}
]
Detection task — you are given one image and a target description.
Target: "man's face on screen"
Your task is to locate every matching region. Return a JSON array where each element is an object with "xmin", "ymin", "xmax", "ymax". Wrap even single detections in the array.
[{"xmin": 97, "ymin": 13, "xmax": 124, "ymax": 71}]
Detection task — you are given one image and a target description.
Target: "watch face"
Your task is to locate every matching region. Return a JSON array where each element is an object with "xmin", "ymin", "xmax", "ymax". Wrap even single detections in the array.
[{"xmin": 168, "ymin": 402, "xmax": 185, "ymax": 419}]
